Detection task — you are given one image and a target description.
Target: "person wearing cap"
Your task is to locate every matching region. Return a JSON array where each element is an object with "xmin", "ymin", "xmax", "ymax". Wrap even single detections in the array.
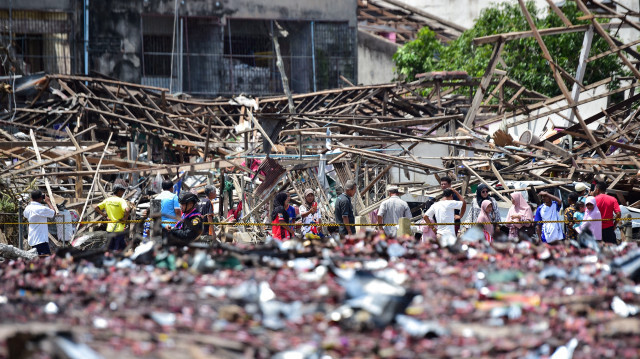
[
  {"xmin": 23, "ymin": 190, "xmax": 56, "ymax": 256},
  {"xmin": 165, "ymin": 192, "xmax": 204, "ymax": 246},
  {"xmin": 300, "ymin": 188, "xmax": 322, "ymax": 237},
  {"xmin": 156, "ymin": 180, "xmax": 181, "ymax": 229},
  {"xmin": 198, "ymin": 185, "xmax": 217, "ymax": 236},
  {"xmin": 94, "ymin": 184, "xmax": 132, "ymax": 251},
  {"xmin": 378, "ymin": 185, "xmax": 412, "ymax": 237},
  {"xmin": 575, "ymin": 182, "xmax": 589, "ymax": 203}
]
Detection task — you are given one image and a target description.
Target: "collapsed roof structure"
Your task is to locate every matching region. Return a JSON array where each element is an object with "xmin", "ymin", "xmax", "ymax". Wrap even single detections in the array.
[{"xmin": 0, "ymin": 0, "xmax": 640, "ymax": 247}]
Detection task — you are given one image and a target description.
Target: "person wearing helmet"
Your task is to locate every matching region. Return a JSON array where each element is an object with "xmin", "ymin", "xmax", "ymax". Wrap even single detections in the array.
[
  {"xmin": 94, "ymin": 184, "xmax": 133, "ymax": 251},
  {"xmin": 164, "ymin": 192, "xmax": 204, "ymax": 246}
]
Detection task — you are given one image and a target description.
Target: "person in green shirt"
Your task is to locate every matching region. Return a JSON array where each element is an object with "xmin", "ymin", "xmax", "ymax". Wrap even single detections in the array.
[{"xmin": 94, "ymin": 184, "xmax": 132, "ymax": 251}]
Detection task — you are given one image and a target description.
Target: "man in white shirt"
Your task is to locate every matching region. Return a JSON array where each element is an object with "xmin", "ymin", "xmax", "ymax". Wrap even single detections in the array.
[
  {"xmin": 23, "ymin": 190, "xmax": 56, "ymax": 256},
  {"xmin": 377, "ymin": 186, "xmax": 412, "ymax": 237},
  {"xmin": 424, "ymin": 188, "xmax": 466, "ymax": 242}
]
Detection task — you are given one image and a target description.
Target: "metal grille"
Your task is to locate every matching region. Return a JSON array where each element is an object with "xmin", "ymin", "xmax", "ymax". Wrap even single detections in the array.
[
  {"xmin": 141, "ymin": 15, "xmax": 225, "ymax": 95},
  {"xmin": 313, "ymin": 22, "xmax": 357, "ymax": 90},
  {"xmin": 225, "ymin": 19, "xmax": 356, "ymax": 96},
  {"xmin": 141, "ymin": 16, "xmax": 356, "ymax": 97},
  {"xmin": 0, "ymin": 10, "xmax": 75, "ymax": 76}
]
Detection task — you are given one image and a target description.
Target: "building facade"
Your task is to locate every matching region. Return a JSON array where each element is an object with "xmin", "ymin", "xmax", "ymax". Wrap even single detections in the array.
[{"xmin": 0, "ymin": 0, "xmax": 357, "ymax": 97}]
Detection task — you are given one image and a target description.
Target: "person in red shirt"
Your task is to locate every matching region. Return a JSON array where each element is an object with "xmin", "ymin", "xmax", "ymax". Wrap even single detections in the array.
[{"xmin": 594, "ymin": 181, "xmax": 621, "ymax": 244}]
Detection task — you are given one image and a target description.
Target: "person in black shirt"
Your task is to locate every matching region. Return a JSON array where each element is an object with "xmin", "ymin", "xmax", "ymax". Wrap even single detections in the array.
[
  {"xmin": 198, "ymin": 185, "xmax": 217, "ymax": 236},
  {"xmin": 335, "ymin": 180, "xmax": 356, "ymax": 236},
  {"xmin": 165, "ymin": 192, "xmax": 204, "ymax": 246}
]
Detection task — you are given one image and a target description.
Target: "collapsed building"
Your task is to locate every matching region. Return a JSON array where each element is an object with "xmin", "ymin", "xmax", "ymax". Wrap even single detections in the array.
[
  {"xmin": 0, "ymin": 0, "xmax": 639, "ymax": 248},
  {"xmin": 1, "ymin": 1, "xmax": 640, "ymax": 357}
]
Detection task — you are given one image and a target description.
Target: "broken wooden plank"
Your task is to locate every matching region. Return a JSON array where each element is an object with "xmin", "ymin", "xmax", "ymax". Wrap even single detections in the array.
[{"xmin": 29, "ymin": 129, "xmax": 58, "ymax": 214}]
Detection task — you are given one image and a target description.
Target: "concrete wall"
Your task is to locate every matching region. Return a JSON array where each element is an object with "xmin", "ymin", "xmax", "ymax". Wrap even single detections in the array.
[
  {"xmin": 86, "ymin": 0, "xmax": 356, "ymax": 88},
  {"xmin": 486, "ymin": 84, "xmax": 611, "ymax": 147},
  {"xmin": 389, "ymin": 142, "xmax": 449, "ymax": 186},
  {"xmin": 613, "ymin": 0, "xmax": 640, "ymax": 44},
  {"xmin": 357, "ymin": 30, "xmax": 398, "ymax": 85},
  {"xmin": 0, "ymin": 0, "xmax": 74, "ymax": 11},
  {"xmin": 146, "ymin": 0, "xmax": 355, "ymax": 25},
  {"xmin": 400, "ymin": 0, "xmax": 640, "ymax": 43},
  {"xmin": 398, "ymin": 0, "xmax": 549, "ymax": 30}
]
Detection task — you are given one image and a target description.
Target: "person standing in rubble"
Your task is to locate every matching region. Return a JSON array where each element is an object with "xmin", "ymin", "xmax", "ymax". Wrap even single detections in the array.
[
  {"xmin": 564, "ymin": 193, "xmax": 580, "ymax": 241},
  {"xmin": 506, "ymin": 192, "xmax": 534, "ymax": 241},
  {"xmin": 157, "ymin": 180, "xmax": 181, "ymax": 229},
  {"xmin": 476, "ymin": 200, "xmax": 495, "ymax": 243},
  {"xmin": 335, "ymin": 180, "xmax": 357, "ymax": 236},
  {"xmin": 470, "ymin": 184, "xmax": 501, "ymax": 226},
  {"xmin": 300, "ymin": 188, "xmax": 322, "ymax": 237},
  {"xmin": 440, "ymin": 176, "xmax": 463, "ymax": 235},
  {"xmin": 424, "ymin": 188, "xmax": 466, "ymax": 243},
  {"xmin": 164, "ymin": 192, "xmax": 204, "ymax": 246},
  {"xmin": 271, "ymin": 192, "xmax": 295, "ymax": 240},
  {"xmin": 594, "ymin": 181, "xmax": 621, "ymax": 244},
  {"xmin": 198, "ymin": 185, "xmax": 217, "ymax": 237},
  {"xmin": 576, "ymin": 196, "xmax": 602, "ymax": 241},
  {"xmin": 23, "ymin": 190, "xmax": 56, "ymax": 256},
  {"xmin": 575, "ymin": 182, "xmax": 589, "ymax": 203},
  {"xmin": 377, "ymin": 185, "xmax": 412, "ymax": 237},
  {"xmin": 534, "ymin": 191, "xmax": 564, "ymax": 244},
  {"xmin": 94, "ymin": 184, "xmax": 132, "ymax": 251}
]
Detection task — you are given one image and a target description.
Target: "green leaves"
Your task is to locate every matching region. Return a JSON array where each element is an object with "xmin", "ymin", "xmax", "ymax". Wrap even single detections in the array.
[{"xmin": 393, "ymin": 1, "xmax": 625, "ymax": 98}]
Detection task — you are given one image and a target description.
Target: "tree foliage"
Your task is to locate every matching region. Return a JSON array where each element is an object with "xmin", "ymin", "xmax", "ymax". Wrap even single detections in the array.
[{"xmin": 393, "ymin": 1, "xmax": 626, "ymax": 97}]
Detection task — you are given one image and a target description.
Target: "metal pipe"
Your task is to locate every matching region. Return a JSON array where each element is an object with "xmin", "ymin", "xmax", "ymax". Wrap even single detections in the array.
[
  {"xmin": 311, "ymin": 21, "xmax": 317, "ymax": 92},
  {"xmin": 84, "ymin": 0, "xmax": 89, "ymax": 76},
  {"xmin": 227, "ymin": 20, "xmax": 234, "ymax": 94}
]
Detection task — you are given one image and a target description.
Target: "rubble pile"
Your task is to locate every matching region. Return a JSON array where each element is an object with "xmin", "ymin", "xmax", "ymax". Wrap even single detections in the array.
[{"xmin": 1, "ymin": 236, "xmax": 640, "ymax": 358}]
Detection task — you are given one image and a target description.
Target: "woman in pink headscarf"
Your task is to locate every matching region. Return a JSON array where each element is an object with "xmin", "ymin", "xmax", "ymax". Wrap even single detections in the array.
[
  {"xmin": 576, "ymin": 196, "xmax": 602, "ymax": 241},
  {"xmin": 477, "ymin": 200, "xmax": 494, "ymax": 243},
  {"xmin": 506, "ymin": 192, "xmax": 534, "ymax": 241}
]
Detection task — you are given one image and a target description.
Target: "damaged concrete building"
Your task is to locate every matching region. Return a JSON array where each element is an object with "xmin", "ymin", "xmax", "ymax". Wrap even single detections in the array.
[{"xmin": 0, "ymin": 0, "xmax": 358, "ymax": 96}]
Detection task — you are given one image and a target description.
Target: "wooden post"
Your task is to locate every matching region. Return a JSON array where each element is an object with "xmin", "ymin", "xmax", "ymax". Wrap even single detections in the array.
[
  {"xmin": 29, "ymin": 129, "xmax": 57, "ymax": 214},
  {"xmin": 219, "ymin": 169, "xmax": 226, "ymax": 218},
  {"xmin": 462, "ymin": 161, "xmax": 511, "ymax": 205},
  {"xmin": 565, "ymin": 26, "xmax": 594, "ymax": 124},
  {"xmin": 463, "ymin": 40, "xmax": 505, "ymax": 127},
  {"xmin": 518, "ymin": 0, "xmax": 605, "ymax": 158},
  {"xmin": 76, "ymin": 133, "xmax": 113, "ymax": 234},
  {"xmin": 271, "ymin": 23, "xmax": 298, "ymax": 157},
  {"xmin": 204, "ymin": 115, "xmax": 212, "ymax": 160},
  {"xmin": 75, "ymin": 154, "xmax": 83, "ymax": 200},
  {"xmin": 150, "ymin": 198, "xmax": 162, "ymax": 243}
]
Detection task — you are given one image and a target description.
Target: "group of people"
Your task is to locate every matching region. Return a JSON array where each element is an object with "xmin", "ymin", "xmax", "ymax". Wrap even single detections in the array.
[
  {"xmin": 563, "ymin": 182, "xmax": 622, "ymax": 244},
  {"xmin": 23, "ymin": 174, "xmax": 625, "ymax": 254},
  {"xmin": 23, "ymin": 179, "xmax": 219, "ymax": 255},
  {"xmin": 93, "ymin": 180, "xmax": 209, "ymax": 249},
  {"xmin": 270, "ymin": 188, "xmax": 325, "ymax": 241},
  {"xmin": 288, "ymin": 176, "xmax": 624, "ymax": 246}
]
